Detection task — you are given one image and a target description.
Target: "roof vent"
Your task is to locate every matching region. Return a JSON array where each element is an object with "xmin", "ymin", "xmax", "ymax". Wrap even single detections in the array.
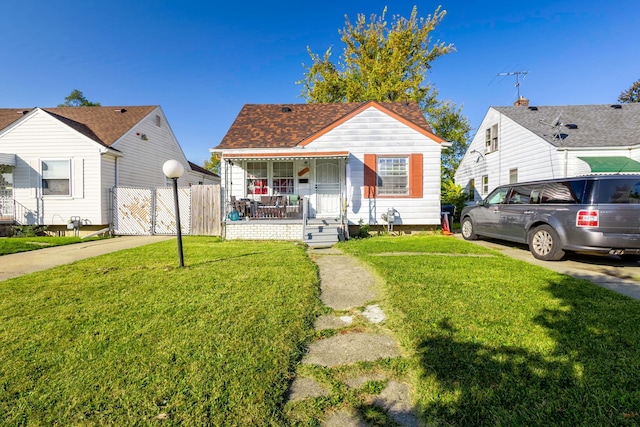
[
  {"xmin": 115, "ymin": 108, "xmax": 127, "ymax": 113},
  {"xmin": 610, "ymin": 104, "xmax": 622, "ymax": 109},
  {"xmin": 565, "ymin": 123, "xmax": 578, "ymax": 129},
  {"xmin": 528, "ymin": 106, "xmax": 538, "ymax": 111},
  {"xmin": 281, "ymin": 107, "xmax": 292, "ymax": 113},
  {"xmin": 19, "ymin": 110, "xmax": 29, "ymax": 115}
]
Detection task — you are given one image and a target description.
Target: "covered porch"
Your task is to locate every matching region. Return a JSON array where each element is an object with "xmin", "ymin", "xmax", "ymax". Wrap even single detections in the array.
[{"xmin": 217, "ymin": 150, "xmax": 350, "ymax": 243}]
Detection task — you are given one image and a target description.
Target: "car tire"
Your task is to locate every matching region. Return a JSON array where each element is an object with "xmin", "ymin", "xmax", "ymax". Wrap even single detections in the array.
[
  {"xmin": 528, "ymin": 225, "xmax": 565, "ymax": 261},
  {"xmin": 461, "ymin": 217, "xmax": 478, "ymax": 240},
  {"xmin": 619, "ymin": 254, "xmax": 640, "ymax": 262}
]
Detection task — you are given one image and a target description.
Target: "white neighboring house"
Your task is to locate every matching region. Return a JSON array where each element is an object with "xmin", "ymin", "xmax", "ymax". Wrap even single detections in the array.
[
  {"xmin": 213, "ymin": 101, "xmax": 449, "ymax": 238},
  {"xmin": 0, "ymin": 106, "xmax": 219, "ymax": 234},
  {"xmin": 455, "ymin": 101, "xmax": 640, "ymax": 201}
]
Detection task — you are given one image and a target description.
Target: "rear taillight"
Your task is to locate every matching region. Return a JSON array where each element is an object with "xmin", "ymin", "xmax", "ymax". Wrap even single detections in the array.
[{"xmin": 577, "ymin": 210, "xmax": 599, "ymax": 227}]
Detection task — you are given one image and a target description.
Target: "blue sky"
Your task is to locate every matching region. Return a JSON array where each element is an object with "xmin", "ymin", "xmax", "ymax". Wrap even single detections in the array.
[{"xmin": 2, "ymin": 1, "xmax": 638, "ymax": 165}]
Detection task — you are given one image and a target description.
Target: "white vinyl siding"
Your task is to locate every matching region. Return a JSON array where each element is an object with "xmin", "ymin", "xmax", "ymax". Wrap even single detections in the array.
[
  {"xmin": 455, "ymin": 108, "xmax": 565, "ymax": 199},
  {"xmin": 305, "ymin": 106, "xmax": 443, "ymax": 226},
  {"xmin": 0, "ymin": 110, "xmax": 100, "ymax": 225}
]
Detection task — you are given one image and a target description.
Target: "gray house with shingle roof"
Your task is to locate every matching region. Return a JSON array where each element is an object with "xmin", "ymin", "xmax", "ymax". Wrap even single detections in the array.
[
  {"xmin": 212, "ymin": 101, "xmax": 449, "ymax": 241},
  {"xmin": 455, "ymin": 103, "xmax": 640, "ymax": 201},
  {"xmin": 0, "ymin": 106, "xmax": 218, "ymax": 234}
]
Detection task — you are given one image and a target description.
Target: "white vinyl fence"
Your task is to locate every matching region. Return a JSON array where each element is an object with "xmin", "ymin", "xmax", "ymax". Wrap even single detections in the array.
[{"xmin": 112, "ymin": 185, "xmax": 221, "ymax": 236}]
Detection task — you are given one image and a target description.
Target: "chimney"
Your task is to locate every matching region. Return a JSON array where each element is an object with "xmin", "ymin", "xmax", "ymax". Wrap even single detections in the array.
[{"xmin": 514, "ymin": 96, "xmax": 530, "ymax": 107}]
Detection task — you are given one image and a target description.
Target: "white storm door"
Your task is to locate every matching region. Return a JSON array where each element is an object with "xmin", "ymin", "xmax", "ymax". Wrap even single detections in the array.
[{"xmin": 315, "ymin": 159, "xmax": 340, "ymax": 217}]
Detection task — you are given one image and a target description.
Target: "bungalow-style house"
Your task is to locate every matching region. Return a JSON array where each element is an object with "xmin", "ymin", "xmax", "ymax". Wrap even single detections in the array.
[
  {"xmin": 0, "ymin": 106, "xmax": 219, "ymax": 235},
  {"xmin": 455, "ymin": 100, "xmax": 640, "ymax": 201},
  {"xmin": 212, "ymin": 101, "xmax": 448, "ymax": 245}
]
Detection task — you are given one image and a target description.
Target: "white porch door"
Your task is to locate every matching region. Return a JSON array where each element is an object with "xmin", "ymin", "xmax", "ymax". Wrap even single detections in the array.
[{"xmin": 315, "ymin": 159, "xmax": 340, "ymax": 217}]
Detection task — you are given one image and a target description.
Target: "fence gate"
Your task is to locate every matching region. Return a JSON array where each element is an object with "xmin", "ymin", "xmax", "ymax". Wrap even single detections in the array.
[{"xmin": 112, "ymin": 185, "xmax": 219, "ymax": 236}]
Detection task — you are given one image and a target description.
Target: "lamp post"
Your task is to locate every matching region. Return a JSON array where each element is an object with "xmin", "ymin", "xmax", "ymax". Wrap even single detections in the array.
[{"xmin": 163, "ymin": 159, "xmax": 185, "ymax": 267}]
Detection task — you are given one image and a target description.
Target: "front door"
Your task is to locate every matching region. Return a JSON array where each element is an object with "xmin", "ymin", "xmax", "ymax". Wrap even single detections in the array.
[{"xmin": 315, "ymin": 159, "xmax": 341, "ymax": 217}]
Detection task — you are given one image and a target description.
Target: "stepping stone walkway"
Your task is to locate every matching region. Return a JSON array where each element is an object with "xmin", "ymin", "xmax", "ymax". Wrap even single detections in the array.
[{"xmin": 286, "ymin": 247, "xmax": 424, "ymax": 426}]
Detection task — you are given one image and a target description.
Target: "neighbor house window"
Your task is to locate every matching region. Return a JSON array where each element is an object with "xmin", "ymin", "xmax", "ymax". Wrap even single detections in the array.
[
  {"xmin": 468, "ymin": 178, "xmax": 475, "ymax": 200},
  {"xmin": 509, "ymin": 168, "xmax": 518, "ymax": 184},
  {"xmin": 246, "ymin": 161, "xmax": 267, "ymax": 195},
  {"xmin": 364, "ymin": 154, "xmax": 423, "ymax": 198},
  {"xmin": 272, "ymin": 161, "xmax": 294, "ymax": 194},
  {"xmin": 485, "ymin": 124, "xmax": 498, "ymax": 153},
  {"xmin": 377, "ymin": 157, "xmax": 408, "ymax": 195},
  {"xmin": 42, "ymin": 159, "xmax": 70, "ymax": 196},
  {"xmin": 482, "ymin": 175, "xmax": 489, "ymax": 194},
  {"xmin": 0, "ymin": 172, "xmax": 12, "ymax": 190}
]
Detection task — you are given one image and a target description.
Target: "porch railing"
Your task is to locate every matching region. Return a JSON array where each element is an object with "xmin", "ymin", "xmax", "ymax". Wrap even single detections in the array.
[{"xmin": 230, "ymin": 195, "xmax": 303, "ymax": 220}]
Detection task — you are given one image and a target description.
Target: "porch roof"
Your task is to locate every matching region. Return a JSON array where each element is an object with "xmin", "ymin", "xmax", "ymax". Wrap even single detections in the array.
[
  {"xmin": 0, "ymin": 153, "xmax": 16, "ymax": 166},
  {"xmin": 222, "ymin": 151, "xmax": 349, "ymax": 160}
]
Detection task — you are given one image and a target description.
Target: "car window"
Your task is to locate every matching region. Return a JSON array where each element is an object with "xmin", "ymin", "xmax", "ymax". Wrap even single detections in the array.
[
  {"xmin": 541, "ymin": 181, "xmax": 583, "ymax": 204},
  {"xmin": 596, "ymin": 178, "xmax": 640, "ymax": 204},
  {"xmin": 507, "ymin": 185, "xmax": 536, "ymax": 204},
  {"xmin": 485, "ymin": 187, "xmax": 509, "ymax": 205}
]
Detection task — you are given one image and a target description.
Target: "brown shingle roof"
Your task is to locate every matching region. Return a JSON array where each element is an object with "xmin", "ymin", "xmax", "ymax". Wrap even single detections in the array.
[
  {"xmin": 0, "ymin": 109, "xmax": 32, "ymax": 132},
  {"xmin": 0, "ymin": 106, "xmax": 157, "ymax": 147},
  {"xmin": 215, "ymin": 101, "xmax": 439, "ymax": 149}
]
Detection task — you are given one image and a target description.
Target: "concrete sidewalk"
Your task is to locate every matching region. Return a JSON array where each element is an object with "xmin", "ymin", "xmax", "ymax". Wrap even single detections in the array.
[
  {"xmin": 0, "ymin": 235, "xmax": 173, "ymax": 282},
  {"xmin": 286, "ymin": 247, "xmax": 422, "ymax": 427}
]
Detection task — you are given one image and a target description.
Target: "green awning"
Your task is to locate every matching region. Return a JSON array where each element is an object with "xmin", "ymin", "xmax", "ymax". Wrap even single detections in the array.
[{"xmin": 578, "ymin": 156, "xmax": 640, "ymax": 173}]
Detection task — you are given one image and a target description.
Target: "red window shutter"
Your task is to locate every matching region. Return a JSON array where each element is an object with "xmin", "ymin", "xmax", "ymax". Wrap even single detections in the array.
[
  {"xmin": 364, "ymin": 154, "xmax": 376, "ymax": 198},
  {"xmin": 410, "ymin": 154, "xmax": 423, "ymax": 198}
]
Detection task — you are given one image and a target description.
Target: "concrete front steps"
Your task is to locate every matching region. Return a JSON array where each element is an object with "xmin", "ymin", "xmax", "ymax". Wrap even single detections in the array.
[{"xmin": 303, "ymin": 218, "xmax": 343, "ymax": 248}]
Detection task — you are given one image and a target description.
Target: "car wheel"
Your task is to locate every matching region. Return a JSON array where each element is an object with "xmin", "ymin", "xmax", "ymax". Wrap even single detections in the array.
[
  {"xmin": 619, "ymin": 254, "xmax": 640, "ymax": 262},
  {"xmin": 461, "ymin": 217, "xmax": 477, "ymax": 240},
  {"xmin": 528, "ymin": 225, "xmax": 565, "ymax": 261}
]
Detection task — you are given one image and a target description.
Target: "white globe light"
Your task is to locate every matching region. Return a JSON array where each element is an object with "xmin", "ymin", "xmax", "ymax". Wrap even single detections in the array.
[{"xmin": 163, "ymin": 159, "xmax": 184, "ymax": 178}]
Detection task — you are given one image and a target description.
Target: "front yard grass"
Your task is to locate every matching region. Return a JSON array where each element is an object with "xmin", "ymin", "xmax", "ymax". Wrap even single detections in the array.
[
  {"xmin": 0, "ymin": 236, "xmax": 103, "ymax": 256},
  {"xmin": 2, "ymin": 234, "xmax": 640, "ymax": 425},
  {"xmin": 0, "ymin": 237, "xmax": 320, "ymax": 426},
  {"xmin": 338, "ymin": 235, "xmax": 640, "ymax": 425}
]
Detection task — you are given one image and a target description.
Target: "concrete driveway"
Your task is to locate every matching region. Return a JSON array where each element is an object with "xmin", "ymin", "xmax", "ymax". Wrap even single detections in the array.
[{"xmin": 454, "ymin": 234, "xmax": 640, "ymax": 301}]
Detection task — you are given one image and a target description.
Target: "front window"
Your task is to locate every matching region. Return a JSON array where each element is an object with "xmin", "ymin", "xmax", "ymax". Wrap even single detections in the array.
[
  {"xmin": 377, "ymin": 156, "xmax": 408, "ymax": 196},
  {"xmin": 42, "ymin": 159, "xmax": 70, "ymax": 196},
  {"xmin": 272, "ymin": 162, "xmax": 294, "ymax": 195},
  {"xmin": 246, "ymin": 161, "xmax": 267, "ymax": 195},
  {"xmin": 482, "ymin": 175, "xmax": 489, "ymax": 195}
]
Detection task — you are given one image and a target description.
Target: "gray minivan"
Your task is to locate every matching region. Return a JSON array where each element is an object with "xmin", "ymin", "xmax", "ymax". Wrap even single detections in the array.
[{"xmin": 460, "ymin": 175, "xmax": 640, "ymax": 261}]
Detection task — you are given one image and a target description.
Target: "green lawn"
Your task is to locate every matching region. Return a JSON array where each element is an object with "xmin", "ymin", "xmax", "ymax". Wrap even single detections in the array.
[
  {"xmin": 338, "ymin": 235, "xmax": 640, "ymax": 426},
  {"xmin": 0, "ymin": 236, "xmax": 102, "ymax": 255},
  {"xmin": 0, "ymin": 237, "xmax": 320, "ymax": 426},
  {"xmin": 2, "ymin": 235, "xmax": 640, "ymax": 425}
]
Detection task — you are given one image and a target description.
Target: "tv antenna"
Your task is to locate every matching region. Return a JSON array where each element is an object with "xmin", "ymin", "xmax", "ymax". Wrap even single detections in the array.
[{"xmin": 496, "ymin": 70, "xmax": 529, "ymax": 100}]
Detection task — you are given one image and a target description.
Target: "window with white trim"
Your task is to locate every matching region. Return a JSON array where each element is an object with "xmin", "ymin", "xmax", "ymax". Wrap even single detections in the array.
[
  {"xmin": 377, "ymin": 156, "xmax": 408, "ymax": 195},
  {"xmin": 272, "ymin": 161, "xmax": 294, "ymax": 194},
  {"xmin": 509, "ymin": 168, "xmax": 518, "ymax": 184},
  {"xmin": 482, "ymin": 175, "xmax": 489, "ymax": 195},
  {"xmin": 246, "ymin": 161, "xmax": 268, "ymax": 195},
  {"xmin": 485, "ymin": 124, "xmax": 498, "ymax": 153},
  {"xmin": 42, "ymin": 159, "xmax": 70, "ymax": 196}
]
